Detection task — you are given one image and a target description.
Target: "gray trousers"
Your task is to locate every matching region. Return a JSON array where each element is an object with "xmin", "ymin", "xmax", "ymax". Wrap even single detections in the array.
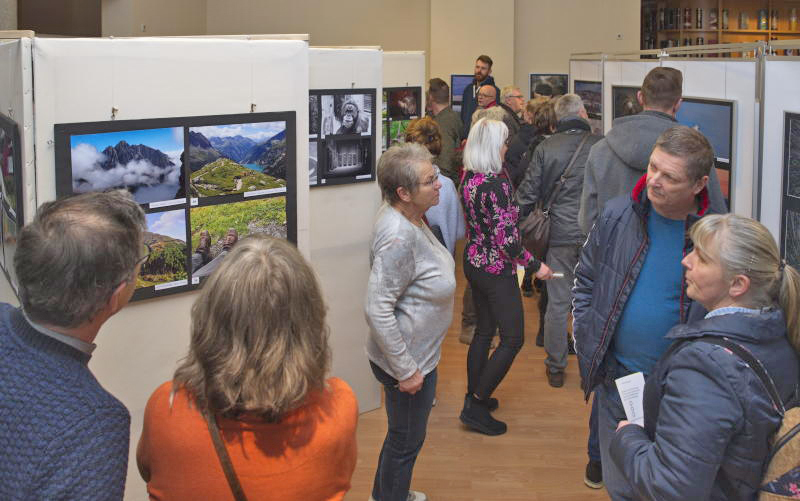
[
  {"xmin": 543, "ymin": 244, "xmax": 579, "ymax": 373},
  {"xmin": 597, "ymin": 382, "xmax": 637, "ymax": 501}
]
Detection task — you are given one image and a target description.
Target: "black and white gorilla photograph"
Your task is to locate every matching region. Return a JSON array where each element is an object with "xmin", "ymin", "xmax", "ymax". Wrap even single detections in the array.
[
  {"xmin": 322, "ymin": 137, "xmax": 372, "ymax": 178},
  {"xmin": 321, "ymin": 93, "xmax": 373, "ymax": 136}
]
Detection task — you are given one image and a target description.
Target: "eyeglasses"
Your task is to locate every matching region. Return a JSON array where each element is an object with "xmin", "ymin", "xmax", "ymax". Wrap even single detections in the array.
[
  {"xmin": 510, "ymin": 94, "xmax": 524, "ymax": 99},
  {"xmin": 418, "ymin": 165, "xmax": 440, "ymax": 187},
  {"xmin": 135, "ymin": 243, "xmax": 152, "ymax": 268}
]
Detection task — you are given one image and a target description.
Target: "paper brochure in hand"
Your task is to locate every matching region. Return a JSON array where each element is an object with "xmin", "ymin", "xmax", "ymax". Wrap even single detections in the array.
[{"xmin": 615, "ymin": 372, "xmax": 645, "ymax": 426}]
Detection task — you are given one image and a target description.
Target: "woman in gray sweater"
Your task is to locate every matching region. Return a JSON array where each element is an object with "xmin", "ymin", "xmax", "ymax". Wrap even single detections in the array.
[{"xmin": 365, "ymin": 143, "xmax": 456, "ymax": 501}]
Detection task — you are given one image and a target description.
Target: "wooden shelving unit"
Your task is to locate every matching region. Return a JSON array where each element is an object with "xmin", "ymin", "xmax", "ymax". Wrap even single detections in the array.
[{"xmin": 642, "ymin": 0, "xmax": 800, "ymax": 56}]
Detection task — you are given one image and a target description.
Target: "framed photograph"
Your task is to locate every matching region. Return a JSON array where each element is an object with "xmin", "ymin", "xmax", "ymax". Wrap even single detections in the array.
[
  {"xmin": 574, "ymin": 80, "xmax": 603, "ymax": 135},
  {"xmin": 386, "ymin": 87, "xmax": 421, "ymax": 120},
  {"xmin": 676, "ymin": 97, "xmax": 735, "ymax": 208},
  {"xmin": 1, "ymin": 205, "xmax": 16, "ymax": 294},
  {"xmin": 309, "ymin": 94, "xmax": 320, "ymax": 137},
  {"xmin": 309, "ymin": 140, "xmax": 319, "ymax": 186},
  {"xmin": 530, "ymin": 73, "xmax": 568, "ymax": 98},
  {"xmin": 450, "ymin": 74, "xmax": 473, "ymax": 114},
  {"xmin": 54, "ymin": 111, "xmax": 297, "ymax": 301},
  {"xmin": 309, "ymin": 89, "xmax": 377, "ymax": 187},
  {"xmin": 387, "ymin": 120, "xmax": 412, "ymax": 149},
  {"xmin": 782, "ymin": 112, "xmax": 800, "ymax": 268},
  {"xmin": 611, "ymin": 86, "xmax": 642, "ymax": 120},
  {"xmin": 0, "ymin": 113, "xmax": 23, "ymax": 225}
]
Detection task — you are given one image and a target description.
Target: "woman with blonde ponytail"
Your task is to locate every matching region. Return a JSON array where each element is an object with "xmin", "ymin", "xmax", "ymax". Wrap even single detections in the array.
[{"xmin": 609, "ymin": 214, "xmax": 800, "ymax": 501}]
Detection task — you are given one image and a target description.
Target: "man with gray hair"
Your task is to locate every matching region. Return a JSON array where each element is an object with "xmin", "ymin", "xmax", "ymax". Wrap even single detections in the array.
[
  {"xmin": 573, "ymin": 126, "xmax": 718, "ymax": 500},
  {"xmin": 516, "ymin": 94, "xmax": 602, "ymax": 387},
  {"xmin": 0, "ymin": 191, "xmax": 146, "ymax": 500},
  {"xmin": 499, "ymin": 85, "xmax": 525, "ymax": 142}
]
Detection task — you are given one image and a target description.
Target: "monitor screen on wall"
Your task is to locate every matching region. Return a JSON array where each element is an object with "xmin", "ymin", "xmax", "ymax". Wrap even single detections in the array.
[
  {"xmin": 450, "ymin": 74, "xmax": 473, "ymax": 114},
  {"xmin": 676, "ymin": 97, "xmax": 735, "ymax": 206},
  {"xmin": 54, "ymin": 111, "xmax": 297, "ymax": 301}
]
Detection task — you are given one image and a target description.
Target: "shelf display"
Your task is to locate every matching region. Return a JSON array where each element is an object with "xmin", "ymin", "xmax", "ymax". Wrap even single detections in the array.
[
  {"xmin": 783, "ymin": 112, "xmax": 800, "ymax": 268},
  {"xmin": 675, "ymin": 97, "xmax": 735, "ymax": 208},
  {"xmin": 530, "ymin": 74, "xmax": 568, "ymax": 99},
  {"xmin": 574, "ymin": 80, "xmax": 603, "ymax": 135},
  {"xmin": 0, "ymin": 113, "xmax": 23, "ymax": 294},
  {"xmin": 54, "ymin": 111, "xmax": 297, "ymax": 301},
  {"xmin": 308, "ymin": 89, "xmax": 377, "ymax": 187},
  {"xmin": 450, "ymin": 74, "xmax": 473, "ymax": 115}
]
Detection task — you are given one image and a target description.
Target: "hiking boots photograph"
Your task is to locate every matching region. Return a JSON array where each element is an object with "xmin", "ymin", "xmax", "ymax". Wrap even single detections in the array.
[
  {"xmin": 195, "ymin": 230, "xmax": 211, "ymax": 260},
  {"xmin": 222, "ymin": 227, "xmax": 239, "ymax": 251},
  {"xmin": 584, "ymin": 459, "xmax": 603, "ymax": 489},
  {"xmin": 459, "ymin": 394, "xmax": 507, "ymax": 435}
]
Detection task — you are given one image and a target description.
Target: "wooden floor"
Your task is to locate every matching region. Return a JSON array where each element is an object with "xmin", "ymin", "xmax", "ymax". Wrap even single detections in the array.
[{"xmin": 345, "ymin": 245, "xmax": 609, "ymax": 501}]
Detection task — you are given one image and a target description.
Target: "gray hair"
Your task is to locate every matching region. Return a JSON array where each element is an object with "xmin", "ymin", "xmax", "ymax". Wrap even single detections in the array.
[
  {"xmin": 471, "ymin": 106, "xmax": 506, "ymax": 128},
  {"xmin": 464, "ymin": 118, "xmax": 508, "ymax": 175},
  {"xmin": 500, "ymin": 85, "xmax": 521, "ymax": 103},
  {"xmin": 15, "ymin": 190, "xmax": 145, "ymax": 328},
  {"xmin": 554, "ymin": 94, "xmax": 585, "ymax": 121},
  {"xmin": 689, "ymin": 214, "xmax": 800, "ymax": 354},
  {"xmin": 377, "ymin": 142, "xmax": 434, "ymax": 204},
  {"xmin": 654, "ymin": 126, "xmax": 714, "ymax": 182}
]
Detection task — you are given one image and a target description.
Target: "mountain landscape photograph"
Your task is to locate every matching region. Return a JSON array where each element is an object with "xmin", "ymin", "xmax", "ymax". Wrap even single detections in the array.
[
  {"xmin": 70, "ymin": 127, "xmax": 183, "ymax": 205},
  {"xmin": 188, "ymin": 122, "xmax": 288, "ymax": 198},
  {"xmin": 138, "ymin": 210, "xmax": 188, "ymax": 289}
]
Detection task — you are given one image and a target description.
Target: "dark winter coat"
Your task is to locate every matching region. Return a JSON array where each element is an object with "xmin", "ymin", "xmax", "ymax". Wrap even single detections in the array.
[
  {"xmin": 610, "ymin": 309, "xmax": 800, "ymax": 501},
  {"xmin": 505, "ymin": 123, "xmax": 538, "ymax": 188},
  {"xmin": 572, "ymin": 175, "xmax": 715, "ymax": 398},
  {"xmin": 514, "ymin": 116, "xmax": 601, "ymax": 247}
]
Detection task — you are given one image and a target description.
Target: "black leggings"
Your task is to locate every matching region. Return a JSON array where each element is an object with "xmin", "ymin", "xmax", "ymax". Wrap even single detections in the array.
[{"xmin": 464, "ymin": 262, "xmax": 524, "ymax": 400}]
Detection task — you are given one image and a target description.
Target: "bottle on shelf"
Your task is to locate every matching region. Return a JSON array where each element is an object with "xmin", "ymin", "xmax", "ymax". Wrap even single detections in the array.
[
  {"xmin": 722, "ymin": 9, "xmax": 729, "ymax": 30},
  {"xmin": 684, "ymin": 8, "xmax": 692, "ymax": 29},
  {"xmin": 696, "ymin": 8, "xmax": 703, "ymax": 29},
  {"xmin": 771, "ymin": 10, "xmax": 778, "ymax": 31},
  {"xmin": 758, "ymin": 9, "xmax": 768, "ymax": 30},
  {"xmin": 739, "ymin": 11, "xmax": 749, "ymax": 30},
  {"xmin": 791, "ymin": 8, "xmax": 798, "ymax": 31},
  {"xmin": 659, "ymin": 8, "xmax": 665, "ymax": 30}
]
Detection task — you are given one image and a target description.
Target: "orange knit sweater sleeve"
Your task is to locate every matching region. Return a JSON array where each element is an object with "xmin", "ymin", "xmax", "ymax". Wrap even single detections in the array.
[{"xmin": 137, "ymin": 377, "xmax": 358, "ymax": 501}]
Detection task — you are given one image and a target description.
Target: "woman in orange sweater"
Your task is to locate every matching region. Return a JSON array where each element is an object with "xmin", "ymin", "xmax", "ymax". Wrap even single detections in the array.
[{"xmin": 137, "ymin": 235, "xmax": 358, "ymax": 501}]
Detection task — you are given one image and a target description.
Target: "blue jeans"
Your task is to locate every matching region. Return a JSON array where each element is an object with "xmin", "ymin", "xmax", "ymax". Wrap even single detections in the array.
[
  {"xmin": 597, "ymin": 382, "xmax": 636, "ymax": 500},
  {"xmin": 370, "ymin": 362, "xmax": 437, "ymax": 501},
  {"xmin": 588, "ymin": 394, "xmax": 600, "ymax": 462}
]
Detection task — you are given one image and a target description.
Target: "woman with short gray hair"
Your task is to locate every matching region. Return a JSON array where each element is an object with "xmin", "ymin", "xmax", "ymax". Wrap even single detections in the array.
[{"xmin": 367, "ymin": 142, "xmax": 456, "ymax": 501}]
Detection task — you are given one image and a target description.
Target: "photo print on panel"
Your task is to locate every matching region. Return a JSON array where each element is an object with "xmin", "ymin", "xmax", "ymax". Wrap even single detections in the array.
[
  {"xmin": 450, "ymin": 74, "xmax": 473, "ymax": 115},
  {"xmin": 574, "ymin": 80, "xmax": 603, "ymax": 135},
  {"xmin": 382, "ymin": 87, "xmax": 422, "ymax": 152},
  {"xmin": 309, "ymin": 89, "xmax": 377, "ymax": 187},
  {"xmin": 54, "ymin": 111, "xmax": 297, "ymax": 301},
  {"xmin": 612, "ymin": 86, "xmax": 642, "ymax": 120},
  {"xmin": 0, "ymin": 113, "xmax": 24, "ymax": 294},
  {"xmin": 782, "ymin": 112, "xmax": 800, "ymax": 268},
  {"xmin": 530, "ymin": 74, "xmax": 568, "ymax": 99}
]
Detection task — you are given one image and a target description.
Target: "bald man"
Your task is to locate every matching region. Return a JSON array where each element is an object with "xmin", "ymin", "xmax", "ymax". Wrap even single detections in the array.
[{"xmin": 476, "ymin": 85, "xmax": 497, "ymax": 109}]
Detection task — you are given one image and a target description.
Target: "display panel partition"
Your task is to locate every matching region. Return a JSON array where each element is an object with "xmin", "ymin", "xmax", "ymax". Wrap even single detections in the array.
[
  {"xmin": 530, "ymin": 73, "xmax": 569, "ymax": 98},
  {"xmin": 54, "ymin": 111, "xmax": 297, "ymax": 301},
  {"xmin": 308, "ymin": 89, "xmax": 376, "ymax": 187},
  {"xmin": 450, "ymin": 74, "xmax": 473, "ymax": 115}
]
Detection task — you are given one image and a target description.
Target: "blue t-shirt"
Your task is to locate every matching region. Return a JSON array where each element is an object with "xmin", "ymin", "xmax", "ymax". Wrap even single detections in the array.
[{"xmin": 611, "ymin": 209, "xmax": 685, "ymax": 375}]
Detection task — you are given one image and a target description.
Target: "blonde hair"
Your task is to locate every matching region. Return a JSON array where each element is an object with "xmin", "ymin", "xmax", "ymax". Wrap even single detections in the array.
[
  {"xmin": 173, "ymin": 235, "xmax": 331, "ymax": 420},
  {"xmin": 689, "ymin": 214, "xmax": 800, "ymax": 353},
  {"xmin": 463, "ymin": 118, "xmax": 508, "ymax": 175}
]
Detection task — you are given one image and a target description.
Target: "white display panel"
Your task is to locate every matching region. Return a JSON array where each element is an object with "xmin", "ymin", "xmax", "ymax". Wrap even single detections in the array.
[
  {"xmin": 762, "ymin": 59, "xmax": 800, "ymax": 244},
  {"xmin": 32, "ymin": 36, "xmax": 309, "ymax": 501},
  {"xmin": 309, "ymin": 47, "xmax": 383, "ymax": 413},
  {"xmin": 569, "ymin": 59, "xmax": 603, "ymax": 89}
]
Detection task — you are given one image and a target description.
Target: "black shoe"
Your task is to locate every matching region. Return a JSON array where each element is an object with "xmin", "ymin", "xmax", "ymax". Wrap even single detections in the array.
[
  {"xmin": 522, "ymin": 286, "xmax": 534, "ymax": 297},
  {"xmin": 536, "ymin": 329, "xmax": 544, "ymax": 347},
  {"xmin": 460, "ymin": 394, "xmax": 507, "ymax": 435},
  {"xmin": 464, "ymin": 393, "xmax": 498, "ymax": 412},
  {"xmin": 546, "ymin": 369, "xmax": 564, "ymax": 388},
  {"xmin": 584, "ymin": 460, "xmax": 603, "ymax": 489},
  {"xmin": 568, "ymin": 336, "xmax": 576, "ymax": 355}
]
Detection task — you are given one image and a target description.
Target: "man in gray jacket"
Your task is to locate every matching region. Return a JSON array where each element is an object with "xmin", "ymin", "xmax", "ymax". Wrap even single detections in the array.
[
  {"xmin": 516, "ymin": 94, "xmax": 602, "ymax": 387},
  {"xmin": 578, "ymin": 67, "xmax": 726, "ymax": 235}
]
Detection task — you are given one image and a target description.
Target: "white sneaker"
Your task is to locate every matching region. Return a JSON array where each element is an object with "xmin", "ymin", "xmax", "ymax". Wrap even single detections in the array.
[{"xmin": 368, "ymin": 491, "xmax": 428, "ymax": 501}]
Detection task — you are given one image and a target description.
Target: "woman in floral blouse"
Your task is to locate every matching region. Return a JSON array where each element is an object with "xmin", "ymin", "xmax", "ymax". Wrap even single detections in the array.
[{"xmin": 458, "ymin": 118, "xmax": 553, "ymax": 436}]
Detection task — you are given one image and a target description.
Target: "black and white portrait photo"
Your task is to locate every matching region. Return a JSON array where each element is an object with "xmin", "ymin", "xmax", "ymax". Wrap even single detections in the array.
[
  {"xmin": 321, "ymin": 93, "xmax": 373, "ymax": 136},
  {"xmin": 323, "ymin": 137, "xmax": 372, "ymax": 178}
]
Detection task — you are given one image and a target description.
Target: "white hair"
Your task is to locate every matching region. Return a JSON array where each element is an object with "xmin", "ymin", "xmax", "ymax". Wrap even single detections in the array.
[
  {"xmin": 554, "ymin": 94, "xmax": 584, "ymax": 121},
  {"xmin": 463, "ymin": 118, "xmax": 508, "ymax": 175}
]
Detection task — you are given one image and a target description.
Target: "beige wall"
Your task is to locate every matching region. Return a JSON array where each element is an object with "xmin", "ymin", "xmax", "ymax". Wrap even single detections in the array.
[
  {"xmin": 206, "ymin": 0, "xmax": 429, "ymax": 52},
  {"xmin": 514, "ymin": 0, "xmax": 640, "ymax": 95},
  {"xmin": 429, "ymin": 0, "xmax": 515, "ymax": 93},
  {"xmin": 102, "ymin": 0, "xmax": 206, "ymax": 36},
  {"xmin": 0, "ymin": 0, "xmax": 16, "ymax": 30}
]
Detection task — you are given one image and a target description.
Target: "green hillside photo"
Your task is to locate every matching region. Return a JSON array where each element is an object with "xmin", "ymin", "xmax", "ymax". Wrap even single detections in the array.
[
  {"xmin": 137, "ymin": 236, "xmax": 187, "ymax": 288},
  {"xmin": 190, "ymin": 157, "xmax": 286, "ymax": 197}
]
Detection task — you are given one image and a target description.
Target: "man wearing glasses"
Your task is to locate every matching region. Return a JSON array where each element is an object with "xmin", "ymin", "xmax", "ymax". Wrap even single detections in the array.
[
  {"xmin": 499, "ymin": 86, "xmax": 526, "ymax": 143},
  {"xmin": 0, "ymin": 190, "xmax": 146, "ymax": 500}
]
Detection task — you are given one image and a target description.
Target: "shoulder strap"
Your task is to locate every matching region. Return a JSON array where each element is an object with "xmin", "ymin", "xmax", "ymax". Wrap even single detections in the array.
[
  {"xmin": 203, "ymin": 409, "xmax": 249, "ymax": 501},
  {"xmin": 695, "ymin": 336, "xmax": 786, "ymax": 415},
  {"xmin": 543, "ymin": 132, "xmax": 590, "ymax": 211}
]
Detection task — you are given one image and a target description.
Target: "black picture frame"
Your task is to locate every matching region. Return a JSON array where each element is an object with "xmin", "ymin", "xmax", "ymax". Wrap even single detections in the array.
[
  {"xmin": 574, "ymin": 80, "xmax": 603, "ymax": 135},
  {"xmin": 611, "ymin": 85, "xmax": 642, "ymax": 120},
  {"xmin": 308, "ymin": 88, "xmax": 377, "ymax": 188},
  {"xmin": 382, "ymin": 86, "xmax": 422, "ymax": 153},
  {"xmin": 54, "ymin": 111, "xmax": 297, "ymax": 301},
  {"xmin": 530, "ymin": 73, "xmax": 569, "ymax": 98},
  {"xmin": 782, "ymin": 112, "xmax": 800, "ymax": 269},
  {"xmin": 0, "ymin": 113, "xmax": 24, "ymax": 227}
]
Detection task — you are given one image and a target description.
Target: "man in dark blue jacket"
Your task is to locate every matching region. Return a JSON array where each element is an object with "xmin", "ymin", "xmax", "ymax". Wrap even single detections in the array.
[
  {"xmin": 460, "ymin": 55, "xmax": 500, "ymax": 138},
  {"xmin": 572, "ymin": 126, "xmax": 717, "ymax": 501}
]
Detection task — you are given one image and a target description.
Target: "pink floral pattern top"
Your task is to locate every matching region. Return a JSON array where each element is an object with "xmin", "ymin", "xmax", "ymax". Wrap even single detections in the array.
[{"xmin": 461, "ymin": 171, "xmax": 536, "ymax": 275}]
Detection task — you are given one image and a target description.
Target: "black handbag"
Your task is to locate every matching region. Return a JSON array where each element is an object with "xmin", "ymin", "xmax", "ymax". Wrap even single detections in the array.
[{"xmin": 519, "ymin": 133, "xmax": 589, "ymax": 258}]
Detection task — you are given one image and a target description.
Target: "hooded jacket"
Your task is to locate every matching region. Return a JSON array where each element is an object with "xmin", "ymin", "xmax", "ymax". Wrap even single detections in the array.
[
  {"xmin": 578, "ymin": 110, "xmax": 727, "ymax": 234},
  {"xmin": 609, "ymin": 309, "xmax": 800, "ymax": 501},
  {"xmin": 572, "ymin": 175, "xmax": 715, "ymax": 398},
  {"xmin": 460, "ymin": 75, "xmax": 500, "ymax": 137}
]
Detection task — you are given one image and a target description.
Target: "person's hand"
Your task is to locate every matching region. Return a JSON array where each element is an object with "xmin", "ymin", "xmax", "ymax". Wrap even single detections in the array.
[
  {"xmin": 616, "ymin": 420, "xmax": 638, "ymax": 432},
  {"xmin": 397, "ymin": 370, "xmax": 424, "ymax": 395},
  {"xmin": 535, "ymin": 262, "xmax": 554, "ymax": 280}
]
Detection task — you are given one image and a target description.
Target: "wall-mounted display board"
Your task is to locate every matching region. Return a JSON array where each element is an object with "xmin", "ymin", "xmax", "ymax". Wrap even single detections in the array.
[
  {"xmin": 782, "ymin": 112, "xmax": 800, "ymax": 269},
  {"xmin": 574, "ymin": 80, "xmax": 603, "ymax": 135},
  {"xmin": 0, "ymin": 113, "xmax": 22, "ymax": 293},
  {"xmin": 530, "ymin": 73, "xmax": 569, "ymax": 98},
  {"xmin": 308, "ymin": 89, "xmax": 376, "ymax": 187},
  {"xmin": 54, "ymin": 111, "xmax": 297, "ymax": 301},
  {"xmin": 676, "ymin": 97, "xmax": 735, "ymax": 208},
  {"xmin": 382, "ymin": 86, "xmax": 422, "ymax": 151},
  {"xmin": 611, "ymin": 85, "xmax": 643, "ymax": 120},
  {"xmin": 450, "ymin": 74, "xmax": 473, "ymax": 115}
]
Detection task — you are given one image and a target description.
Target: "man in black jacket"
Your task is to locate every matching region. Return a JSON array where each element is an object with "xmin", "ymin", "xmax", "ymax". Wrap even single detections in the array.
[
  {"xmin": 516, "ymin": 94, "xmax": 601, "ymax": 388},
  {"xmin": 572, "ymin": 126, "xmax": 716, "ymax": 501},
  {"xmin": 460, "ymin": 55, "xmax": 500, "ymax": 138}
]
